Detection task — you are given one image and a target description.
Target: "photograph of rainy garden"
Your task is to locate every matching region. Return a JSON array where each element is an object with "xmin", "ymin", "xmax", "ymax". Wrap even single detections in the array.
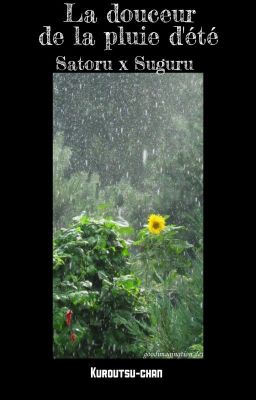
[{"xmin": 53, "ymin": 73, "xmax": 203, "ymax": 359}]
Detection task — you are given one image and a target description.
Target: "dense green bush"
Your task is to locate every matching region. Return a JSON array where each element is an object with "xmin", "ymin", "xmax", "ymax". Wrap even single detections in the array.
[
  {"xmin": 53, "ymin": 212, "xmax": 203, "ymax": 359},
  {"xmin": 53, "ymin": 214, "xmax": 147, "ymax": 358}
]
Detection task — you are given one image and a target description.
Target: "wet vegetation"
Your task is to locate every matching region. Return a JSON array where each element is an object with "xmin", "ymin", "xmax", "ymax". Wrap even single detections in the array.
[{"xmin": 53, "ymin": 73, "xmax": 203, "ymax": 358}]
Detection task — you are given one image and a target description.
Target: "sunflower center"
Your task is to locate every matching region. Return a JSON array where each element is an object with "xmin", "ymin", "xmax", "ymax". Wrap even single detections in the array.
[{"xmin": 153, "ymin": 222, "xmax": 160, "ymax": 229}]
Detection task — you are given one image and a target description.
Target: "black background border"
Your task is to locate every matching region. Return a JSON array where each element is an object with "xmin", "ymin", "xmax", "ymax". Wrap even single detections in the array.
[{"xmin": 17, "ymin": 0, "xmax": 232, "ymax": 384}]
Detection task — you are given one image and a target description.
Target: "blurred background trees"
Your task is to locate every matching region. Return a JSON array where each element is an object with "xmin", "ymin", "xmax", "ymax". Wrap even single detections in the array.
[{"xmin": 53, "ymin": 73, "xmax": 203, "ymax": 244}]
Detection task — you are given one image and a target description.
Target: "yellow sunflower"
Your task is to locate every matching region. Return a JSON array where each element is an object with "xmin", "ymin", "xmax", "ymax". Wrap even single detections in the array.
[{"xmin": 147, "ymin": 214, "xmax": 166, "ymax": 235}]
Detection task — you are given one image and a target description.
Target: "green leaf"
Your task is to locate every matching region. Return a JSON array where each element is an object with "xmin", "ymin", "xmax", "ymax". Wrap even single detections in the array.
[
  {"xmin": 80, "ymin": 215, "xmax": 90, "ymax": 225},
  {"xmin": 98, "ymin": 270, "xmax": 108, "ymax": 280}
]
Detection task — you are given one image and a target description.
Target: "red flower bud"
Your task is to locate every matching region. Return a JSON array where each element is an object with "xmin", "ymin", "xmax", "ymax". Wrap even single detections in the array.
[
  {"xmin": 70, "ymin": 331, "xmax": 77, "ymax": 342},
  {"xmin": 66, "ymin": 310, "xmax": 73, "ymax": 327}
]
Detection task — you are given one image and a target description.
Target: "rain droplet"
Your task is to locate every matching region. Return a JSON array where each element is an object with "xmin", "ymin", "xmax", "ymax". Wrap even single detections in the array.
[{"xmin": 142, "ymin": 149, "xmax": 148, "ymax": 165}]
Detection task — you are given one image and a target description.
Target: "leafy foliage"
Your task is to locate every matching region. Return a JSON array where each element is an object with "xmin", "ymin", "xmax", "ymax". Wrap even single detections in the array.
[
  {"xmin": 53, "ymin": 214, "xmax": 147, "ymax": 358},
  {"xmin": 53, "ymin": 212, "xmax": 203, "ymax": 359},
  {"xmin": 132, "ymin": 224, "xmax": 193, "ymax": 284},
  {"xmin": 127, "ymin": 223, "xmax": 203, "ymax": 357},
  {"xmin": 143, "ymin": 251, "xmax": 203, "ymax": 356}
]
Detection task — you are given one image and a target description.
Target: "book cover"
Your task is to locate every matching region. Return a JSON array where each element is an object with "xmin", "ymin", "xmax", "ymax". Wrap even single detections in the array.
[{"xmin": 26, "ymin": 0, "xmax": 228, "ymax": 383}]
